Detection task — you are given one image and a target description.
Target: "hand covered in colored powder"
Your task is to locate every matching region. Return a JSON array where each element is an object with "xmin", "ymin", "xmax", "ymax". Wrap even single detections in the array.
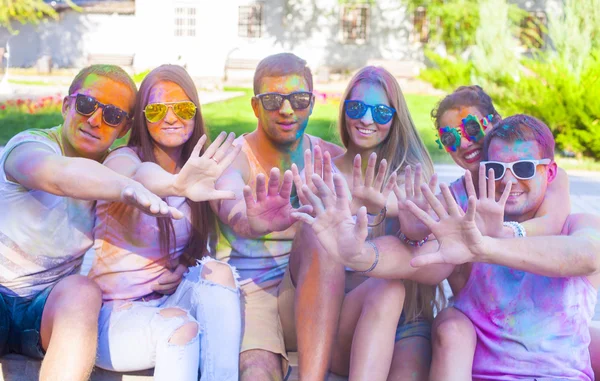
[
  {"xmin": 173, "ymin": 132, "xmax": 242, "ymax": 202},
  {"xmin": 349, "ymin": 152, "xmax": 396, "ymax": 216},
  {"xmin": 121, "ymin": 181, "xmax": 184, "ymax": 220},
  {"xmin": 464, "ymin": 164, "xmax": 512, "ymax": 237},
  {"xmin": 406, "ymin": 183, "xmax": 487, "ymax": 267},
  {"xmin": 291, "ymin": 174, "xmax": 369, "ymax": 265},
  {"xmin": 395, "ymin": 163, "xmax": 437, "ymax": 241},
  {"xmin": 243, "ymin": 167, "xmax": 312, "ymax": 236}
]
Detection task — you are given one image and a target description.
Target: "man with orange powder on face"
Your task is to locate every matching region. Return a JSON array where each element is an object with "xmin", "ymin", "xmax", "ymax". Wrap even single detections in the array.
[
  {"xmin": 0, "ymin": 65, "xmax": 177, "ymax": 381},
  {"xmin": 211, "ymin": 53, "xmax": 344, "ymax": 381}
]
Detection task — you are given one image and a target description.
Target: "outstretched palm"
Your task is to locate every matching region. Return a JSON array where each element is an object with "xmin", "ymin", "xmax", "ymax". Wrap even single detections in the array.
[
  {"xmin": 244, "ymin": 168, "xmax": 311, "ymax": 235},
  {"xmin": 395, "ymin": 164, "xmax": 437, "ymax": 240},
  {"xmin": 407, "ymin": 183, "xmax": 487, "ymax": 267},
  {"xmin": 174, "ymin": 132, "xmax": 242, "ymax": 202},
  {"xmin": 349, "ymin": 153, "xmax": 396, "ymax": 215},
  {"xmin": 291, "ymin": 174, "xmax": 368, "ymax": 265},
  {"xmin": 465, "ymin": 165, "xmax": 511, "ymax": 237}
]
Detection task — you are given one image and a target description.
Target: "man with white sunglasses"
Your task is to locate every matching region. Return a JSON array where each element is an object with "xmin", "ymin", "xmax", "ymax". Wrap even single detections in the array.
[{"xmin": 295, "ymin": 113, "xmax": 600, "ymax": 380}]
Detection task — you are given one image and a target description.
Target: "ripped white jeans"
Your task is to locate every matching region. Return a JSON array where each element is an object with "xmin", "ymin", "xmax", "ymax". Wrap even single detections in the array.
[{"xmin": 96, "ymin": 258, "xmax": 241, "ymax": 381}]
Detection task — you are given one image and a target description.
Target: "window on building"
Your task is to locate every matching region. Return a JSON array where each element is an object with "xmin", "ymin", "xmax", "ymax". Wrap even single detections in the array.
[
  {"xmin": 520, "ymin": 11, "xmax": 547, "ymax": 49},
  {"xmin": 238, "ymin": 3, "xmax": 263, "ymax": 38},
  {"xmin": 411, "ymin": 6, "xmax": 429, "ymax": 44},
  {"xmin": 174, "ymin": 7, "xmax": 197, "ymax": 37},
  {"xmin": 341, "ymin": 4, "xmax": 369, "ymax": 44}
]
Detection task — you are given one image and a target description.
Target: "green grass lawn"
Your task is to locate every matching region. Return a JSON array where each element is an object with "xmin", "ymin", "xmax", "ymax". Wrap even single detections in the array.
[{"xmin": 0, "ymin": 88, "xmax": 448, "ymax": 163}]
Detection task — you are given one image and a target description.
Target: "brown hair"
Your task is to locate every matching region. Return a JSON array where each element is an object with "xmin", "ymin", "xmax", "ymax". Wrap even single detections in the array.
[
  {"xmin": 431, "ymin": 85, "xmax": 501, "ymax": 129},
  {"xmin": 483, "ymin": 114, "xmax": 555, "ymax": 160},
  {"xmin": 128, "ymin": 64, "xmax": 214, "ymax": 265},
  {"xmin": 339, "ymin": 66, "xmax": 441, "ymax": 323},
  {"xmin": 253, "ymin": 53, "xmax": 313, "ymax": 95},
  {"xmin": 69, "ymin": 64, "xmax": 137, "ymax": 112}
]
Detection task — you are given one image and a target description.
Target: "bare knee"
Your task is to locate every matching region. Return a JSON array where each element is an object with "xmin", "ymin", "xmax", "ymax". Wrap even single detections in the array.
[
  {"xmin": 52, "ymin": 275, "xmax": 102, "ymax": 306},
  {"xmin": 363, "ymin": 279, "xmax": 405, "ymax": 316},
  {"xmin": 240, "ymin": 349, "xmax": 283, "ymax": 381},
  {"xmin": 41, "ymin": 275, "xmax": 103, "ymax": 350},
  {"xmin": 159, "ymin": 307, "xmax": 188, "ymax": 318},
  {"xmin": 432, "ymin": 308, "xmax": 476, "ymax": 349},
  {"xmin": 169, "ymin": 321, "xmax": 199, "ymax": 346},
  {"xmin": 46, "ymin": 275, "xmax": 102, "ymax": 319},
  {"xmin": 201, "ymin": 261, "xmax": 236, "ymax": 288},
  {"xmin": 390, "ymin": 336, "xmax": 432, "ymax": 381}
]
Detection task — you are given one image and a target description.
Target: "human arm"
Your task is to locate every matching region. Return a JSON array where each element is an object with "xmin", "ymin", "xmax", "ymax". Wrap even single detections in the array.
[
  {"xmin": 291, "ymin": 173, "xmax": 453, "ymax": 284},
  {"xmin": 519, "ymin": 167, "xmax": 571, "ymax": 236},
  {"xmin": 210, "ymin": 151, "xmax": 311, "ymax": 238},
  {"xmin": 123, "ymin": 132, "xmax": 241, "ymax": 201},
  {"xmin": 478, "ymin": 213, "xmax": 600, "ymax": 278},
  {"xmin": 151, "ymin": 264, "xmax": 188, "ymax": 295},
  {"xmin": 408, "ymin": 182, "xmax": 600, "ymax": 278},
  {"xmin": 4, "ymin": 142, "xmax": 178, "ymax": 217}
]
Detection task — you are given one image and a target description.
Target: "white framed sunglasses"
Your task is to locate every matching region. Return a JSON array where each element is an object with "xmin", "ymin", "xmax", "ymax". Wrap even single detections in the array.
[{"xmin": 482, "ymin": 159, "xmax": 552, "ymax": 180}]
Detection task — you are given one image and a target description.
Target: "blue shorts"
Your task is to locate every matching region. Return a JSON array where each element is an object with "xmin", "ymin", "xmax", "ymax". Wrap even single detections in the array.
[
  {"xmin": 0, "ymin": 286, "xmax": 54, "ymax": 359},
  {"xmin": 395, "ymin": 313, "xmax": 431, "ymax": 342}
]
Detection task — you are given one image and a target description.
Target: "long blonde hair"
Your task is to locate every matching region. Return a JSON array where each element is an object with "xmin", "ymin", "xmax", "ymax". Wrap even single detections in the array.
[{"xmin": 338, "ymin": 66, "xmax": 443, "ymax": 323}]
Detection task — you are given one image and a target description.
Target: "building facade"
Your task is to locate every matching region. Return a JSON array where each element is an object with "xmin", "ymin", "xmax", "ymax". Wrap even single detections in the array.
[{"xmin": 1, "ymin": 0, "xmax": 561, "ymax": 80}]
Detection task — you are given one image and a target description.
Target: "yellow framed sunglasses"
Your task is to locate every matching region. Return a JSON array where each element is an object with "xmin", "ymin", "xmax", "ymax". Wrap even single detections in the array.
[{"xmin": 143, "ymin": 101, "xmax": 197, "ymax": 123}]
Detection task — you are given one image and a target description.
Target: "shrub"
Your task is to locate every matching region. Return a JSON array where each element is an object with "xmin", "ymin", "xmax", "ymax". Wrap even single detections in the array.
[
  {"xmin": 493, "ymin": 54, "xmax": 600, "ymax": 158},
  {"xmin": 418, "ymin": 0, "xmax": 600, "ymax": 159},
  {"xmin": 419, "ymin": 50, "xmax": 473, "ymax": 92}
]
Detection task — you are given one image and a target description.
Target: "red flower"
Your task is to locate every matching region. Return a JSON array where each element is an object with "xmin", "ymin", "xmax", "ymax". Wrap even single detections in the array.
[
  {"xmin": 0, "ymin": 104, "xmax": 5, "ymax": 110},
  {"xmin": 16, "ymin": 99, "xmax": 24, "ymax": 106}
]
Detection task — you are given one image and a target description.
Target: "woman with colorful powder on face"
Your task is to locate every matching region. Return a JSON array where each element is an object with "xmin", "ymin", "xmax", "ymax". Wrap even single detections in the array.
[
  {"xmin": 418, "ymin": 85, "xmax": 580, "ymax": 380},
  {"xmin": 88, "ymin": 65, "xmax": 242, "ymax": 381},
  {"xmin": 297, "ymin": 66, "xmax": 445, "ymax": 381}
]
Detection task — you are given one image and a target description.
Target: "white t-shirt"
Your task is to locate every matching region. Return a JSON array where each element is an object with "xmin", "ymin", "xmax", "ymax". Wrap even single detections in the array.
[{"xmin": 0, "ymin": 126, "xmax": 96, "ymax": 298}]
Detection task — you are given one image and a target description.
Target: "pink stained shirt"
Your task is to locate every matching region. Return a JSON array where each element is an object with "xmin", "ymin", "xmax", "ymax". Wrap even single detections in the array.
[
  {"xmin": 89, "ymin": 148, "xmax": 192, "ymax": 301},
  {"xmin": 453, "ymin": 262, "xmax": 596, "ymax": 380}
]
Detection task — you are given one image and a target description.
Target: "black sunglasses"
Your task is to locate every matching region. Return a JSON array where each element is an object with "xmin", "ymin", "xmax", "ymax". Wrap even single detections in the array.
[
  {"xmin": 344, "ymin": 100, "xmax": 396, "ymax": 124},
  {"xmin": 255, "ymin": 92, "xmax": 313, "ymax": 111},
  {"xmin": 69, "ymin": 94, "xmax": 130, "ymax": 127}
]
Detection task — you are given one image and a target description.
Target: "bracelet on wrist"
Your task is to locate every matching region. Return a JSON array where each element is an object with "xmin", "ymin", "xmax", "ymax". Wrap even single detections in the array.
[
  {"xmin": 367, "ymin": 206, "xmax": 387, "ymax": 227},
  {"xmin": 356, "ymin": 240, "xmax": 379, "ymax": 275},
  {"xmin": 503, "ymin": 221, "xmax": 526, "ymax": 237},
  {"xmin": 397, "ymin": 230, "xmax": 429, "ymax": 247}
]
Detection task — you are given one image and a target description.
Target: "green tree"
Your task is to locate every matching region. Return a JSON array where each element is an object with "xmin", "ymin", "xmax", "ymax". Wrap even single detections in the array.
[
  {"xmin": 404, "ymin": 0, "xmax": 480, "ymax": 55},
  {"xmin": 0, "ymin": 0, "xmax": 78, "ymax": 35}
]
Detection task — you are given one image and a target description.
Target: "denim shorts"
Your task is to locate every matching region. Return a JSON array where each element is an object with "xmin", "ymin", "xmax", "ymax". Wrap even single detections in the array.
[
  {"xmin": 0, "ymin": 286, "xmax": 54, "ymax": 359},
  {"xmin": 395, "ymin": 313, "xmax": 431, "ymax": 342}
]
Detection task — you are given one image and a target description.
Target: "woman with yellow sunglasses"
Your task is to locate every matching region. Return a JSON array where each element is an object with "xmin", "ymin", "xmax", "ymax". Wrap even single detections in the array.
[{"xmin": 88, "ymin": 64, "xmax": 242, "ymax": 381}]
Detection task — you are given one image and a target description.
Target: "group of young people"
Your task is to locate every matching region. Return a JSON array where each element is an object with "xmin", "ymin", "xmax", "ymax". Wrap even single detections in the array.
[{"xmin": 0, "ymin": 51, "xmax": 598, "ymax": 381}]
